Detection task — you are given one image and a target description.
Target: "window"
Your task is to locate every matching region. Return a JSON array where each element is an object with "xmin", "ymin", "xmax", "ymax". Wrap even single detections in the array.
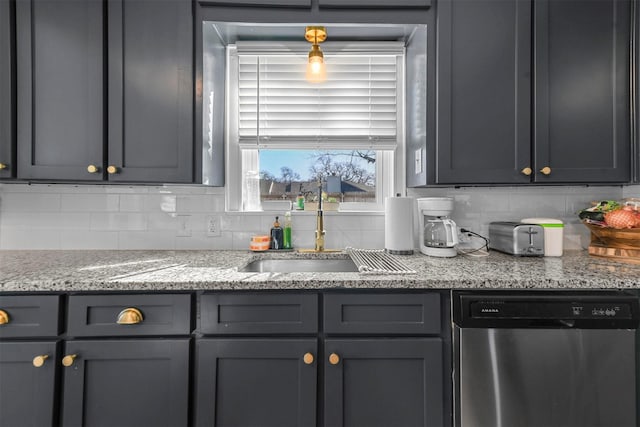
[{"xmin": 226, "ymin": 40, "xmax": 405, "ymax": 212}]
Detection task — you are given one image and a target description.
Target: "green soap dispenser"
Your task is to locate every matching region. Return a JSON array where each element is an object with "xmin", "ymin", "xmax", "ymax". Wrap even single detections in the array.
[{"xmin": 283, "ymin": 211, "xmax": 292, "ymax": 249}]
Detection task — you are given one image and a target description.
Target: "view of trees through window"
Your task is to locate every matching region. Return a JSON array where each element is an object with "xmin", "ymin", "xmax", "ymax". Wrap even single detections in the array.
[{"xmin": 259, "ymin": 150, "xmax": 376, "ymax": 204}]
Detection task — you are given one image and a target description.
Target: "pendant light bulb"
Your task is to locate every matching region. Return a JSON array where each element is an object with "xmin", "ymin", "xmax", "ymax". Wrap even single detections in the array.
[{"xmin": 305, "ymin": 26, "xmax": 327, "ymax": 83}]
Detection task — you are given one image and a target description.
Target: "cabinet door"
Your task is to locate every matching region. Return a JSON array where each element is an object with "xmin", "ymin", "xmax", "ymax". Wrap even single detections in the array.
[
  {"xmin": 61, "ymin": 339, "xmax": 189, "ymax": 427},
  {"xmin": 108, "ymin": 0, "xmax": 193, "ymax": 183},
  {"xmin": 0, "ymin": 341, "xmax": 58, "ymax": 427},
  {"xmin": 534, "ymin": 0, "xmax": 631, "ymax": 183},
  {"xmin": 0, "ymin": 0, "xmax": 14, "ymax": 179},
  {"xmin": 195, "ymin": 338, "xmax": 317, "ymax": 427},
  {"xmin": 324, "ymin": 338, "xmax": 444, "ymax": 427},
  {"xmin": 16, "ymin": 0, "xmax": 104, "ymax": 181},
  {"xmin": 436, "ymin": 0, "xmax": 531, "ymax": 184}
]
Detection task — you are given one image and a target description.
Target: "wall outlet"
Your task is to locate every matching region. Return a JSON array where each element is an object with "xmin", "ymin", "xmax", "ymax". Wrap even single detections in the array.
[
  {"xmin": 414, "ymin": 149, "xmax": 422, "ymax": 174},
  {"xmin": 206, "ymin": 215, "xmax": 221, "ymax": 237},
  {"xmin": 177, "ymin": 215, "xmax": 192, "ymax": 237}
]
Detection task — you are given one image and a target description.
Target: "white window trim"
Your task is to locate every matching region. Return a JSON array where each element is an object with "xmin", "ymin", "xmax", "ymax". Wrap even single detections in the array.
[{"xmin": 225, "ymin": 43, "xmax": 406, "ymax": 213}]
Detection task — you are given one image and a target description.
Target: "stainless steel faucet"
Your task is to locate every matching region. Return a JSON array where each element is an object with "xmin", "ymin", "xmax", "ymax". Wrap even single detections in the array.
[{"xmin": 314, "ymin": 178, "xmax": 325, "ymax": 252}]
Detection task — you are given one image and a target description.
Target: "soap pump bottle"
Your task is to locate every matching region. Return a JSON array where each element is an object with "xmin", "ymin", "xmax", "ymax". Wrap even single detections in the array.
[
  {"xmin": 283, "ymin": 211, "xmax": 292, "ymax": 249},
  {"xmin": 270, "ymin": 216, "xmax": 283, "ymax": 250}
]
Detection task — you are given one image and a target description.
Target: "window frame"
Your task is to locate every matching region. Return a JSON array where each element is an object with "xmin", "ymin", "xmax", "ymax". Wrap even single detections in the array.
[{"xmin": 225, "ymin": 42, "xmax": 406, "ymax": 213}]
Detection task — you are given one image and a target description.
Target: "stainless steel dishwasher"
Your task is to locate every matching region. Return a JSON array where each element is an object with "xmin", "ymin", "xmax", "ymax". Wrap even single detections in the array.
[{"xmin": 452, "ymin": 292, "xmax": 639, "ymax": 427}]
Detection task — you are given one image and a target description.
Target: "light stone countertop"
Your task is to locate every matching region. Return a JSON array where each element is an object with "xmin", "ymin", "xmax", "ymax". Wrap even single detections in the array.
[{"xmin": 1, "ymin": 249, "xmax": 639, "ymax": 292}]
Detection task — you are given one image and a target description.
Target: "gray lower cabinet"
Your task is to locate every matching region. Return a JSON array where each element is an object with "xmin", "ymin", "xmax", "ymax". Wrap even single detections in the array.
[
  {"xmin": 195, "ymin": 338, "xmax": 318, "ymax": 426},
  {"xmin": 198, "ymin": 0, "xmax": 311, "ymax": 6},
  {"xmin": 0, "ymin": 295, "xmax": 61, "ymax": 426},
  {"xmin": 61, "ymin": 339, "xmax": 190, "ymax": 427},
  {"xmin": 195, "ymin": 291, "xmax": 449, "ymax": 427},
  {"xmin": 16, "ymin": 0, "xmax": 104, "ymax": 181},
  {"xmin": 0, "ymin": 341, "xmax": 59, "ymax": 427},
  {"xmin": 324, "ymin": 338, "xmax": 444, "ymax": 427},
  {"xmin": 318, "ymin": 0, "xmax": 431, "ymax": 7},
  {"xmin": 0, "ymin": 0, "xmax": 15, "ymax": 179}
]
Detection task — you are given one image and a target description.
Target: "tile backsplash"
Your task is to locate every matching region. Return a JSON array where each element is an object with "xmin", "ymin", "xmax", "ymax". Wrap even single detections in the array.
[{"xmin": 0, "ymin": 183, "xmax": 632, "ymax": 250}]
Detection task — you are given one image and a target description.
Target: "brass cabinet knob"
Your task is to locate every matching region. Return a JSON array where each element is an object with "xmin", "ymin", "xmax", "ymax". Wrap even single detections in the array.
[
  {"xmin": 107, "ymin": 165, "xmax": 118, "ymax": 174},
  {"xmin": 0, "ymin": 163, "xmax": 7, "ymax": 170},
  {"xmin": 521, "ymin": 167, "xmax": 532, "ymax": 176},
  {"xmin": 328, "ymin": 353, "xmax": 340, "ymax": 365},
  {"xmin": 62, "ymin": 354, "xmax": 77, "ymax": 367},
  {"xmin": 87, "ymin": 164, "xmax": 99, "ymax": 174},
  {"xmin": 33, "ymin": 355, "xmax": 49, "ymax": 368},
  {"xmin": 539, "ymin": 166, "xmax": 552, "ymax": 175},
  {"xmin": 116, "ymin": 307, "xmax": 144, "ymax": 325},
  {"xmin": 303, "ymin": 353, "xmax": 314, "ymax": 365},
  {"xmin": 0, "ymin": 309, "xmax": 9, "ymax": 325}
]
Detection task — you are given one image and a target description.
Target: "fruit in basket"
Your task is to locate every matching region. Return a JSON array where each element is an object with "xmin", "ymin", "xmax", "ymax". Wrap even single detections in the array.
[
  {"xmin": 578, "ymin": 200, "xmax": 620, "ymax": 224},
  {"xmin": 604, "ymin": 208, "xmax": 640, "ymax": 229}
]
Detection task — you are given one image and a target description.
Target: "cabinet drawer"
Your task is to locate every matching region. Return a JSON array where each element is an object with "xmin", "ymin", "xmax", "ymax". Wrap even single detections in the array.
[
  {"xmin": 0, "ymin": 295, "xmax": 61, "ymax": 338},
  {"xmin": 319, "ymin": 0, "xmax": 431, "ymax": 8},
  {"xmin": 198, "ymin": 0, "xmax": 310, "ymax": 7},
  {"xmin": 324, "ymin": 293, "xmax": 441, "ymax": 335},
  {"xmin": 67, "ymin": 294, "xmax": 191, "ymax": 337},
  {"xmin": 199, "ymin": 293, "xmax": 318, "ymax": 335}
]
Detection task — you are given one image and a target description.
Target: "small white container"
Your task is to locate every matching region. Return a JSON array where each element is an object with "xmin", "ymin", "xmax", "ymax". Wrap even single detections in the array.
[{"xmin": 521, "ymin": 218, "xmax": 564, "ymax": 256}]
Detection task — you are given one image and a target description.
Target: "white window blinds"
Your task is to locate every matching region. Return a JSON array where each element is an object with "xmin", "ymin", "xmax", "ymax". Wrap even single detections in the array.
[{"xmin": 236, "ymin": 43, "xmax": 402, "ymax": 149}]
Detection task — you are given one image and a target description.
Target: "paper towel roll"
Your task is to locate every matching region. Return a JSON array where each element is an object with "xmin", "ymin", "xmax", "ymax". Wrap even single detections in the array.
[{"xmin": 385, "ymin": 196, "xmax": 414, "ymax": 255}]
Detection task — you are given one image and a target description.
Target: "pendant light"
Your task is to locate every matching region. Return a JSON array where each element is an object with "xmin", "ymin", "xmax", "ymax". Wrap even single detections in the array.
[{"xmin": 305, "ymin": 26, "xmax": 327, "ymax": 83}]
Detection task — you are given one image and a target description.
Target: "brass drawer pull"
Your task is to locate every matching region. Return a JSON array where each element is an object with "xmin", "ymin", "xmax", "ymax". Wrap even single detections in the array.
[
  {"xmin": 87, "ymin": 164, "xmax": 99, "ymax": 174},
  {"xmin": 116, "ymin": 307, "xmax": 144, "ymax": 325},
  {"xmin": 521, "ymin": 167, "xmax": 532, "ymax": 176},
  {"xmin": 0, "ymin": 163, "xmax": 7, "ymax": 170},
  {"xmin": 539, "ymin": 166, "xmax": 551, "ymax": 175},
  {"xmin": 33, "ymin": 355, "xmax": 49, "ymax": 368},
  {"xmin": 107, "ymin": 165, "xmax": 118, "ymax": 174},
  {"xmin": 0, "ymin": 309, "xmax": 9, "ymax": 325}
]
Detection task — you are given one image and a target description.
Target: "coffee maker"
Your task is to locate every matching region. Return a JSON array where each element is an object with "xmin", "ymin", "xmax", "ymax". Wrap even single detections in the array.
[{"xmin": 417, "ymin": 197, "xmax": 458, "ymax": 257}]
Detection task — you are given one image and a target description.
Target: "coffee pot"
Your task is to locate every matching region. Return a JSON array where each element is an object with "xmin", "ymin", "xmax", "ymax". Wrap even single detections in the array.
[{"xmin": 417, "ymin": 197, "xmax": 458, "ymax": 257}]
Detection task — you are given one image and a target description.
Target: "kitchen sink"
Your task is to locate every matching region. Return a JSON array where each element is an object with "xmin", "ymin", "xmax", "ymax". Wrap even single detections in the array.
[{"xmin": 239, "ymin": 258, "xmax": 359, "ymax": 273}]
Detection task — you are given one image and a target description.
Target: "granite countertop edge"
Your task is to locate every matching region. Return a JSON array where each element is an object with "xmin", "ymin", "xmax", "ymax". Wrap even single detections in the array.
[{"xmin": 1, "ymin": 249, "xmax": 639, "ymax": 292}]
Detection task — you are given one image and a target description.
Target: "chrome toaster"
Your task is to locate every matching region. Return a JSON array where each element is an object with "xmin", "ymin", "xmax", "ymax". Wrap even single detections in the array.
[{"xmin": 489, "ymin": 222, "xmax": 544, "ymax": 256}]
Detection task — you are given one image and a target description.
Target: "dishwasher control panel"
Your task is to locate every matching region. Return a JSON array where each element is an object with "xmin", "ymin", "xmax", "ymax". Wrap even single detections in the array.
[{"xmin": 454, "ymin": 292, "xmax": 640, "ymax": 329}]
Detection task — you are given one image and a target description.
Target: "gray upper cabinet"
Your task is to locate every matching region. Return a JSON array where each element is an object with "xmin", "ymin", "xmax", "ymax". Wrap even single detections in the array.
[
  {"xmin": 108, "ymin": 0, "xmax": 194, "ymax": 183},
  {"xmin": 636, "ymin": 0, "xmax": 640, "ymax": 184},
  {"xmin": 534, "ymin": 0, "xmax": 631, "ymax": 183},
  {"xmin": 319, "ymin": 0, "xmax": 431, "ymax": 8},
  {"xmin": 0, "ymin": 0, "xmax": 15, "ymax": 179},
  {"xmin": 435, "ymin": 0, "xmax": 531, "ymax": 184},
  {"xmin": 14, "ymin": 0, "xmax": 194, "ymax": 183},
  {"xmin": 16, "ymin": 0, "xmax": 104, "ymax": 181},
  {"xmin": 431, "ymin": 0, "xmax": 631, "ymax": 185}
]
